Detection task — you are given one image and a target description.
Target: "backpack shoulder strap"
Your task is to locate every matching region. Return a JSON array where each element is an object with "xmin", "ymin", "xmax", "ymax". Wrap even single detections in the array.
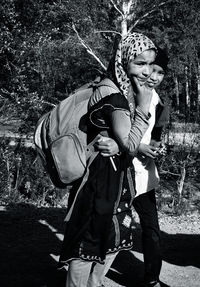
[
  {"xmin": 64, "ymin": 153, "xmax": 99, "ymax": 222},
  {"xmin": 97, "ymin": 78, "xmax": 120, "ymax": 93},
  {"xmin": 89, "ymin": 78, "xmax": 120, "ymax": 105}
]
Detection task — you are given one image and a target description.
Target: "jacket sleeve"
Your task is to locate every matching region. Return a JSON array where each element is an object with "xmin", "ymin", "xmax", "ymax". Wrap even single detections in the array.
[
  {"xmin": 110, "ymin": 107, "xmax": 150, "ymax": 156},
  {"xmin": 151, "ymin": 101, "xmax": 170, "ymax": 141}
]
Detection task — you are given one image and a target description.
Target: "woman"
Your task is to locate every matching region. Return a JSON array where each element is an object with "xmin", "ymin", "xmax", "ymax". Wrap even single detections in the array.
[
  {"xmin": 58, "ymin": 32, "xmax": 157, "ymax": 287},
  {"xmin": 93, "ymin": 46, "xmax": 169, "ymax": 287}
]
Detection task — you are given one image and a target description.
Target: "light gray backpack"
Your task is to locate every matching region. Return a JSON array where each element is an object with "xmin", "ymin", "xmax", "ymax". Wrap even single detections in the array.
[{"xmin": 34, "ymin": 78, "xmax": 119, "ymax": 188}]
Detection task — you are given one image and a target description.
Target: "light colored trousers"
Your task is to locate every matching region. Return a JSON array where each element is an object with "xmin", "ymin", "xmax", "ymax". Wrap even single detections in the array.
[{"xmin": 66, "ymin": 253, "xmax": 118, "ymax": 287}]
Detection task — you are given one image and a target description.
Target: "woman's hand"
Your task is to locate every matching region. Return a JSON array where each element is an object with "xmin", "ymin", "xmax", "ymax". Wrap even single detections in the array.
[
  {"xmin": 132, "ymin": 77, "xmax": 153, "ymax": 115},
  {"xmin": 95, "ymin": 135, "xmax": 119, "ymax": 157}
]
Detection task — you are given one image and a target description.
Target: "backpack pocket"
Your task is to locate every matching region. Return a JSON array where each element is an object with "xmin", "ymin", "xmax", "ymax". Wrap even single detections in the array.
[{"xmin": 50, "ymin": 133, "xmax": 87, "ymax": 185}]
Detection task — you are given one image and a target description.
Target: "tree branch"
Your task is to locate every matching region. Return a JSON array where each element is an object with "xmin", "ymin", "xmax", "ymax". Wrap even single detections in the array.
[
  {"xmin": 110, "ymin": 0, "xmax": 124, "ymax": 17},
  {"xmin": 41, "ymin": 100, "xmax": 56, "ymax": 107},
  {"xmin": 72, "ymin": 23, "xmax": 107, "ymax": 71},
  {"xmin": 159, "ymin": 169, "xmax": 180, "ymax": 176},
  {"xmin": 94, "ymin": 30, "xmax": 122, "ymax": 36},
  {"xmin": 128, "ymin": 0, "xmax": 173, "ymax": 33}
]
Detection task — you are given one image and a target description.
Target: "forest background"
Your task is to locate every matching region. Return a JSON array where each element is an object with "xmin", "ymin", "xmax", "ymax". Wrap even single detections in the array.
[{"xmin": 0, "ymin": 0, "xmax": 199, "ymax": 213}]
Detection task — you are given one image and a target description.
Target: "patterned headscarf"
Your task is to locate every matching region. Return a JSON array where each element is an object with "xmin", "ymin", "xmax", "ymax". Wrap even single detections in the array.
[{"xmin": 115, "ymin": 33, "xmax": 157, "ymax": 100}]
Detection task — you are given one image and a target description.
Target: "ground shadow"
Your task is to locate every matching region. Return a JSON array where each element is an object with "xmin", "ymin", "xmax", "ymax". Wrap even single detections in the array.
[
  {"xmin": 0, "ymin": 203, "xmax": 66, "ymax": 287},
  {"xmin": 0, "ymin": 204, "xmax": 199, "ymax": 287},
  {"xmin": 161, "ymin": 231, "xmax": 200, "ymax": 268},
  {"xmin": 105, "ymin": 224, "xmax": 200, "ymax": 286},
  {"xmin": 106, "ymin": 250, "xmax": 144, "ymax": 287}
]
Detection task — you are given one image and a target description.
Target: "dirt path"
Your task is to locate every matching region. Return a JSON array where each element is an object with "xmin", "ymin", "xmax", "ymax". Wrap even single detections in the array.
[
  {"xmin": 103, "ymin": 213, "xmax": 200, "ymax": 287},
  {"xmin": 0, "ymin": 204, "xmax": 199, "ymax": 287}
]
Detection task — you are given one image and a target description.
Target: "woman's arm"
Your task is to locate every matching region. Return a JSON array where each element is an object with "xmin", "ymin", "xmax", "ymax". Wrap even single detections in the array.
[
  {"xmin": 110, "ymin": 107, "xmax": 150, "ymax": 156},
  {"xmin": 109, "ymin": 77, "xmax": 153, "ymax": 155},
  {"xmin": 89, "ymin": 78, "xmax": 152, "ymax": 156}
]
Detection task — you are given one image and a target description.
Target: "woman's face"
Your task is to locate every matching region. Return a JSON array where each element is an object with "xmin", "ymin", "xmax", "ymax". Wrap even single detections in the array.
[
  {"xmin": 146, "ymin": 64, "xmax": 165, "ymax": 88},
  {"xmin": 127, "ymin": 49, "xmax": 156, "ymax": 85}
]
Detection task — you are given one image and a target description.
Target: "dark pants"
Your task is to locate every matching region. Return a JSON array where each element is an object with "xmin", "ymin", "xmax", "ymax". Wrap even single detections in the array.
[{"xmin": 133, "ymin": 190, "xmax": 162, "ymax": 283}]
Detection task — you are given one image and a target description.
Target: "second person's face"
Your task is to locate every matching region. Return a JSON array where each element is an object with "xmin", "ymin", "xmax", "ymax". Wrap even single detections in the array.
[
  {"xmin": 127, "ymin": 49, "xmax": 156, "ymax": 86},
  {"xmin": 146, "ymin": 64, "xmax": 165, "ymax": 89}
]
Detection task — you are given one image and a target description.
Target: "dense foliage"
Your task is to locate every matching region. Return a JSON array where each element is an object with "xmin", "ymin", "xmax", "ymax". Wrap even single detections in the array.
[{"xmin": 1, "ymin": 0, "xmax": 200, "ymax": 130}]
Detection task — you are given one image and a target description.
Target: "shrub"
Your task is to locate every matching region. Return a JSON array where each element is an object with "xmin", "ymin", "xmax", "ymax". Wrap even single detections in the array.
[
  {"xmin": 0, "ymin": 138, "xmax": 68, "ymax": 206},
  {"xmin": 156, "ymin": 122, "xmax": 200, "ymax": 214}
]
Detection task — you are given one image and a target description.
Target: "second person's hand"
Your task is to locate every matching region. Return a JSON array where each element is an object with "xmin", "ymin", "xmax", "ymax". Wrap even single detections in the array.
[{"xmin": 138, "ymin": 143, "xmax": 159, "ymax": 158}]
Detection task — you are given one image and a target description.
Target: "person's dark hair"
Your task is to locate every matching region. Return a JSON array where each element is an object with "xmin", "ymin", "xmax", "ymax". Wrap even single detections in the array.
[
  {"xmin": 106, "ymin": 55, "xmax": 117, "ymax": 84},
  {"xmin": 154, "ymin": 46, "xmax": 169, "ymax": 72}
]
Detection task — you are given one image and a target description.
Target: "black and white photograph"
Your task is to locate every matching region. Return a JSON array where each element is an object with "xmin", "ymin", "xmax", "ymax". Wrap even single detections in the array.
[{"xmin": 0, "ymin": 1, "xmax": 200, "ymax": 286}]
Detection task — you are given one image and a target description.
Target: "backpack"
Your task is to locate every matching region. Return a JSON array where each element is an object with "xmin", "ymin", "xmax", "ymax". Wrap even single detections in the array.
[{"xmin": 34, "ymin": 78, "xmax": 119, "ymax": 188}]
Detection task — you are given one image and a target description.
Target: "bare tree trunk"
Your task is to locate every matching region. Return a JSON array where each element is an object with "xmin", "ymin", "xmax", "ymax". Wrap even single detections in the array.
[
  {"xmin": 121, "ymin": 0, "xmax": 134, "ymax": 36},
  {"xmin": 177, "ymin": 163, "xmax": 186, "ymax": 204},
  {"xmin": 197, "ymin": 60, "xmax": 200, "ymax": 120},
  {"xmin": 14, "ymin": 157, "xmax": 21, "ymax": 190},
  {"xmin": 174, "ymin": 74, "xmax": 180, "ymax": 113},
  {"xmin": 185, "ymin": 66, "xmax": 190, "ymax": 119},
  {"xmin": 6, "ymin": 160, "xmax": 12, "ymax": 196},
  {"xmin": 110, "ymin": 0, "xmax": 130, "ymax": 36},
  {"xmin": 121, "ymin": 18, "xmax": 128, "ymax": 36}
]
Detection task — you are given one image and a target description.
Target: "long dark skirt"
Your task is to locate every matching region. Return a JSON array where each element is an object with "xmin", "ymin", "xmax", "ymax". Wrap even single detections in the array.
[{"xmin": 59, "ymin": 153, "xmax": 135, "ymax": 265}]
